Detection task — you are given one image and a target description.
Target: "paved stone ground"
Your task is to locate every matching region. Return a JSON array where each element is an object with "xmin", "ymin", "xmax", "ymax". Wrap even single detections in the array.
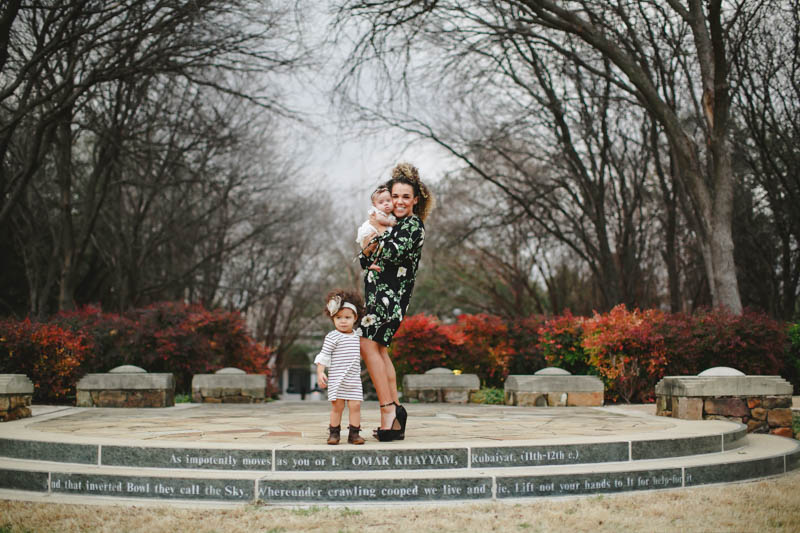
[{"xmin": 7, "ymin": 401, "xmax": 733, "ymax": 447}]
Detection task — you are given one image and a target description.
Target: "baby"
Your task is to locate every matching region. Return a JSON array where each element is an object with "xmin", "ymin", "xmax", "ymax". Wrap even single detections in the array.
[{"xmin": 356, "ymin": 185, "xmax": 396, "ymax": 250}]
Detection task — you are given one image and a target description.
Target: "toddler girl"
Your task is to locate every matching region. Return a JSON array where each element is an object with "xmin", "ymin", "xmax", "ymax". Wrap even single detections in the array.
[
  {"xmin": 314, "ymin": 288, "xmax": 366, "ymax": 445},
  {"xmin": 356, "ymin": 185, "xmax": 396, "ymax": 250}
]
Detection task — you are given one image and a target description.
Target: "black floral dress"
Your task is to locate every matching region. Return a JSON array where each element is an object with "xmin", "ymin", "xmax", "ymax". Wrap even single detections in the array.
[{"xmin": 359, "ymin": 214, "xmax": 425, "ymax": 346}]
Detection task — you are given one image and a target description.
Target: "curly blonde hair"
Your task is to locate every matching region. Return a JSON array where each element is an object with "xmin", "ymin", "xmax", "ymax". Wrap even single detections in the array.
[{"xmin": 388, "ymin": 162, "xmax": 435, "ymax": 221}]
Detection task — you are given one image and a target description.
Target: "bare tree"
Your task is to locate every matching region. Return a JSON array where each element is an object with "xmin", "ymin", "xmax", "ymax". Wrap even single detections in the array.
[
  {"xmin": 333, "ymin": 17, "xmax": 663, "ymax": 311},
  {"xmin": 2, "ymin": 0, "xmax": 307, "ymax": 314},
  {"xmin": 333, "ymin": 0, "xmax": 783, "ymax": 314},
  {"xmin": 733, "ymin": 3, "xmax": 800, "ymax": 319}
]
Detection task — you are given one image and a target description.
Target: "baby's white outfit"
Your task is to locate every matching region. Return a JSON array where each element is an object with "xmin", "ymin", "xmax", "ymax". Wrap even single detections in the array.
[
  {"xmin": 356, "ymin": 206, "xmax": 396, "ymax": 246},
  {"xmin": 314, "ymin": 330, "xmax": 363, "ymax": 401}
]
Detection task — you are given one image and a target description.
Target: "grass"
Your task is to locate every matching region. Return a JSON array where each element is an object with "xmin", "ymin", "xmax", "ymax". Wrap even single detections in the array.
[
  {"xmin": 470, "ymin": 388, "xmax": 505, "ymax": 405},
  {"xmin": 174, "ymin": 394, "xmax": 192, "ymax": 404},
  {"xmin": 3, "ymin": 470, "xmax": 800, "ymax": 532}
]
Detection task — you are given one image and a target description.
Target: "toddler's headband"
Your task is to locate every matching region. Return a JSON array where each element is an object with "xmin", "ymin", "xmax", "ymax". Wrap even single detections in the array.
[{"xmin": 327, "ymin": 296, "xmax": 358, "ymax": 317}]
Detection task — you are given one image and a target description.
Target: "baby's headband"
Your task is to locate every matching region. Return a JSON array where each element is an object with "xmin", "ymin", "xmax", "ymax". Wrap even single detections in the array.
[{"xmin": 327, "ymin": 295, "xmax": 357, "ymax": 317}]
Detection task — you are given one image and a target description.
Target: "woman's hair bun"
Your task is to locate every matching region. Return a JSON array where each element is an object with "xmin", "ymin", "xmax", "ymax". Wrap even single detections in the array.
[{"xmin": 392, "ymin": 162, "xmax": 419, "ymax": 183}]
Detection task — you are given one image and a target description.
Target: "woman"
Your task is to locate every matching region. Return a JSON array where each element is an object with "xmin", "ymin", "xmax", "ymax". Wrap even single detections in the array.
[{"xmin": 359, "ymin": 162, "xmax": 434, "ymax": 441}]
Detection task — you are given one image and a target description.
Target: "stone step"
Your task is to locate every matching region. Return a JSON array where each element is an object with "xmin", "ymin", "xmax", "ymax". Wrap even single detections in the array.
[
  {"xmin": 0, "ymin": 424, "xmax": 748, "ymax": 473},
  {"xmin": 1, "ymin": 434, "xmax": 797, "ymax": 504}
]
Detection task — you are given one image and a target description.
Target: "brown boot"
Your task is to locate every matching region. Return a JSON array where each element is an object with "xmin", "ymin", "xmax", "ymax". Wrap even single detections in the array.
[
  {"xmin": 327, "ymin": 425, "xmax": 340, "ymax": 445},
  {"xmin": 348, "ymin": 425, "xmax": 365, "ymax": 445}
]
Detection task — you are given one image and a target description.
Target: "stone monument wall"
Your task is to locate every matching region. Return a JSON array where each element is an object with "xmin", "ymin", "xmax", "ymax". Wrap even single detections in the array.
[
  {"xmin": 402, "ymin": 369, "xmax": 480, "ymax": 403},
  {"xmin": 0, "ymin": 375, "xmax": 34, "ymax": 422},
  {"xmin": 77, "ymin": 389, "xmax": 175, "ymax": 408},
  {"xmin": 0, "ymin": 393, "xmax": 32, "ymax": 422},
  {"xmin": 657, "ymin": 395, "xmax": 794, "ymax": 438},
  {"xmin": 191, "ymin": 369, "xmax": 267, "ymax": 403},
  {"xmin": 504, "ymin": 371, "xmax": 604, "ymax": 407},
  {"xmin": 76, "ymin": 367, "xmax": 175, "ymax": 408}
]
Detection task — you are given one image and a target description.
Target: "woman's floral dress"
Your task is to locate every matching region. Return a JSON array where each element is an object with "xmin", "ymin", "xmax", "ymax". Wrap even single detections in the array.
[{"xmin": 359, "ymin": 214, "xmax": 425, "ymax": 346}]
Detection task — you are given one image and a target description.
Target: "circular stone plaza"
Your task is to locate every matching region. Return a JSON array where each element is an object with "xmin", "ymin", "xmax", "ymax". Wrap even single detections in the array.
[{"xmin": 0, "ymin": 400, "xmax": 798, "ymax": 506}]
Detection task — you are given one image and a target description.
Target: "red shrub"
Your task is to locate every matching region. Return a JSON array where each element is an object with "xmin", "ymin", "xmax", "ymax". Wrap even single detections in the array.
[
  {"xmin": 2, "ymin": 302, "xmax": 275, "ymax": 400},
  {"xmin": 0, "ymin": 318, "xmax": 90, "ymax": 403},
  {"xmin": 390, "ymin": 314, "xmax": 452, "ymax": 383},
  {"xmin": 124, "ymin": 302, "xmax": 273, "ymax": 393},
  {"xmin": 582, "ymin": 305, "xmax": 668, "ymax": 403},
  {"xmin": 54, "ymin": 305, "xmax": 138, "ymax": 372},
  {"xmin": 536, "ymin": 311, "xmax": 591, "ymax": 374},
  {"xmin": 506, "ymin": 315, "xmax": 547, "ymax": 375},
  {"xmin": 660, "ymin": 308, "xmax": 784, "ymax": 377},
  {"xmin": 446, "ymin": 314, "xmax": 514, "ymax": 387}
]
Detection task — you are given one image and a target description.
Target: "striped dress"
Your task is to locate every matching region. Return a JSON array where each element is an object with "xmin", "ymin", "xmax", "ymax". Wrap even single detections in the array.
[{"xmin": 313, "ymin": 330, "xmax": 363, "ymax": 401}]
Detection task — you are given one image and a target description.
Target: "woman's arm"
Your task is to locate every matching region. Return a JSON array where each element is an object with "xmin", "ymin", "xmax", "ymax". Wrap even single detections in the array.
[{"xmin": 363, "ymin": 216, "xmax": 424, "ymax": 266}]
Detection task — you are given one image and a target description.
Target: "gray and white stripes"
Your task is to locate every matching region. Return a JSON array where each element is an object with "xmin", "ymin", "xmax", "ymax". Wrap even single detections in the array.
[{"xmin": 314, "ymin": 330, "xmax": 363, "ymax": 401}]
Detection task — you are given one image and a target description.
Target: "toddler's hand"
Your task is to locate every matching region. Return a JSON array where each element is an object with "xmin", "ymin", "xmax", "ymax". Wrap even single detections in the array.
[
  {"xmin": 317, "ymin": 369, "xmax": 328, "ymax": 388},
  {"xmin": 362, "ymin": 240, "xmax": 378, "ymax": 257}
]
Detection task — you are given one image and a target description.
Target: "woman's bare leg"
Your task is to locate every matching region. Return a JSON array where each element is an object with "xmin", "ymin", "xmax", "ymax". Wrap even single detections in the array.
[
  {"xmin": 379, "ymin": 345, "xmax": 399, "ymax": 404},
  {"xmin": 361, "ymin": 337, "xmax": 396, "ymax": 429}
]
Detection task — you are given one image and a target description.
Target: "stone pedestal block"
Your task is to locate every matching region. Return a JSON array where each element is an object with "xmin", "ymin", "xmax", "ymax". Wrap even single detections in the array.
[
  {"xmin": 504, "ymin": 372, "xmax": 604, "ymax": 407},
  {"xmin": 673, "ymin": 397, "xmax": 703, "ymax": 420},
  {"xmin": 76, "ymin": 366, "xmax": 174, "ymax": 407},
  {"xmin": 402, "ymin": 369, "xmax": 480, "ymax": 403},
  {"xmin": 0, "ymin": 374, "xmax": 34, "ymax": 422},
  {"xmin": 655, "ymin": 373, "xmax": 794, "ymax": 438},
  {"xmin": 566, "ymin": 392, "xmax": 605, "ymax": 406},
  {"xmin": 191, "ymin": 368, "xmax": 267, "ymax": 403}
]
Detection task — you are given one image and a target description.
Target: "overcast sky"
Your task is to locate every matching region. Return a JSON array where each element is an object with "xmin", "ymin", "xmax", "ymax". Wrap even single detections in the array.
[{"xmin": 277, "ymin": 2, "xmax": 457, "ymax": 223}]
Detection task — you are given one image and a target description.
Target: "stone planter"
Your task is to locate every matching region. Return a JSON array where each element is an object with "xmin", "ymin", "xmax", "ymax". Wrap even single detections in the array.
[
  {"xmin": 402, "ymin": 368, "xmax": 480, "ymax": 403},
  {"xmin": 0, "ymin": 374, "xmax": 34, "ymax": 421},
  {"xmin": 504, "ymin": 368, "xmax": 604, "ymax": 407},
  {"xmin": 655, "ymin": 368, "xmax": 794, "ymax": 438},
  {"xmin": 76, "ymin": 365, "xmax": 174, "ymax": 408},
  {"xmin": 191, "ymin": 367, "xmax": 268, "ymax": 403}
]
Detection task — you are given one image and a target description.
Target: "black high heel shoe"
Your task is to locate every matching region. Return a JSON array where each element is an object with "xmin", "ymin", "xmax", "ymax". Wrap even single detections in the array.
[
  {"xmin": 394, "ymin": 403, "xmax": 407, "ymax": 439},
  {"xmin": 373, "ymin": 401, "xmax": 407, "ymax": 439},
  {"xmin": 375, "ymin": 402, "xmax": 404, "ymax": 442}
]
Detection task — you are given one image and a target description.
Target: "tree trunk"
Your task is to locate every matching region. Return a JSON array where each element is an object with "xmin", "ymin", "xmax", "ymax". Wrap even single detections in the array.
[
  {"xmin": 708, "ymin": 146, "xmax": 742, "ymax": 313},
  {"xmin": 56, "ymin": 112, "xmax": 76, "ymax": 312}
]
